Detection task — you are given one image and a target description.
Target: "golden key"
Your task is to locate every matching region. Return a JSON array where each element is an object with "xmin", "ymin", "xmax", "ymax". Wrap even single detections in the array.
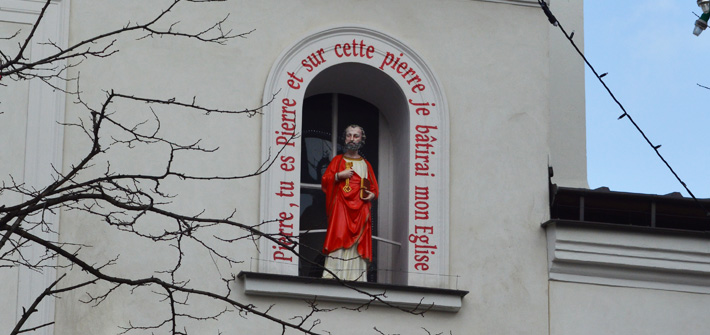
[{"xmin": 342, "ymin": 161, "xmax": 353, "ymax": 192}]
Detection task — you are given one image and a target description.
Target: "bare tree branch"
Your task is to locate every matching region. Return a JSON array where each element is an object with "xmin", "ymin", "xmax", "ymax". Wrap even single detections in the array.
[{"xmin": 0, "ymin": 1, "xmax": 435, "ymax": 334}]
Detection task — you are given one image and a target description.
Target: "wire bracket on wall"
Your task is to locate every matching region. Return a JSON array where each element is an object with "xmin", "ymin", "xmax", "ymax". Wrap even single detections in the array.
[{"xmin": 537, "ymin": 0, "xmax": 710, "ymax": 218}]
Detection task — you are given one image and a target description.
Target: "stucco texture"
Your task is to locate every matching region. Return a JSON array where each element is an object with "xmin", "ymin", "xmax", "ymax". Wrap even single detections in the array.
[{"xmin": 35, "ymin": 0, "xmax": 576, "ymax": 334}]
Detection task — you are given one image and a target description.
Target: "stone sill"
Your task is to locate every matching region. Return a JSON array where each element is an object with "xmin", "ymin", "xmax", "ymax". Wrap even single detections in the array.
[
  {"xmin": 238, "ymin": 271, "xmax": 468, "ymax": 312},
  {"xmin": 478, "ymin": 0, "xmax": 541, "ymax": 8},
  {"xmin": 544, "ymin": 220, "xmax": 710, "ymax": 294}
]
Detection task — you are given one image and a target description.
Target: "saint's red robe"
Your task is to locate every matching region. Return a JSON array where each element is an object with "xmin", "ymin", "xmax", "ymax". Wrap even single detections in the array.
[{"xmin": 321, "ymin": 155, "xmax": 379, "ymax": 262}]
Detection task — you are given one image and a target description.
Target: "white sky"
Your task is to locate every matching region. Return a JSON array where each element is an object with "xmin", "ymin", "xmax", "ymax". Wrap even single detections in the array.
[{"xmin": 583, "ymin": 1, "xmax": 710, "ymax": 198}]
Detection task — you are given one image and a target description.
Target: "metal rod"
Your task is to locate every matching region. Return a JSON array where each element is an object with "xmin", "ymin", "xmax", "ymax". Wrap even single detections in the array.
[{"xmin": 299, "ymin": 229, "xmax": 402, "ymax": 247}]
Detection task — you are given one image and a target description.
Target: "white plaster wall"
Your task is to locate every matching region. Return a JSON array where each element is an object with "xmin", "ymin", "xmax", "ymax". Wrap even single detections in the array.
[
  {"xmin": 0, "ymin": 21, "xmax": 31, "ymax": 335},
  {"xmin": 548, "ymin": 0, "xmax": 588, "ymax": 188},
  {"xmin": 442, "ymin": 2, "xmax": 553, "ymax": 334},
  {"xmin": 550, "ymin": 281, "xmax": 710, "ymax": 335},
  {"xmin": 49, "ymin": 0, "xmax": 574, "ymax": 334}
]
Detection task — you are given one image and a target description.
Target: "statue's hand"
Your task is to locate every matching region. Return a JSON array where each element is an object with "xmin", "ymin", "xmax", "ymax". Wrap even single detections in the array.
[
  {"xmin": 337, "ymin": 168, "xmax": 354, "ymax": 180},
  {"xmin": 362, "ymin": 190, "xmax": 375, "ymax": 201}
]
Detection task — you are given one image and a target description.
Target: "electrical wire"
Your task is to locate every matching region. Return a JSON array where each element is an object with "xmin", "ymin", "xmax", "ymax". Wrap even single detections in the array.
[{"xmin": 537, "ymin": 0, "xmax": 710, "ymax": 217}]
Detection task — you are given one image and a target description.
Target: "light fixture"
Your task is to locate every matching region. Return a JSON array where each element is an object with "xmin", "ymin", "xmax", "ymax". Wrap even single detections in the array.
[
  {"xmin": 695, "ymin": 13, "xmax": 709, "ymax": 36},
  {"xmin": 695, "ymin": 1, "xmax": 710, "ymax": 36},
  {"xmin": 693, "ymin": 13, "xmax": 710, "ymax": 36},
  {"xmin": 699, "ymin": 0, "xmax": 710, "ymax": 14}
]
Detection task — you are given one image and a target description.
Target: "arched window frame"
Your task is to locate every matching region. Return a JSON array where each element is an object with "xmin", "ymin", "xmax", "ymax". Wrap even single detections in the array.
[{"xmin": 258, "ymin": 26, "xmax": 450, "ymax": 288}]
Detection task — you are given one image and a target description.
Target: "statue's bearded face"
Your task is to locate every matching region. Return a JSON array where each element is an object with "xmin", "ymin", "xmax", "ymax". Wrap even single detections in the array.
[{"xmin": 344, "ymin": 126, "xmax": 364, "ymax": 151}]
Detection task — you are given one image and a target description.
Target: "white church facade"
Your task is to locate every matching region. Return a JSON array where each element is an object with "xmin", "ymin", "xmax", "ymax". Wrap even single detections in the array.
[{"xmin": 3, "ymin": 1, "xmax": 710, "ymax": 334}]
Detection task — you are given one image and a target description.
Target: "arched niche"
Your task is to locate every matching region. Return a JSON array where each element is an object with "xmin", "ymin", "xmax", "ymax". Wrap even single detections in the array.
[{"xmin": 259, "ymin": 26, "xmax": 450, "ymax": 288}]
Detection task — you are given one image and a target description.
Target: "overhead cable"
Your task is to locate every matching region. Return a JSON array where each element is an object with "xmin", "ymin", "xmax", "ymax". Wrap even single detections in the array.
[{"xmin": 537, "ymin": 0, "xmax": 710, "ymax": 217}]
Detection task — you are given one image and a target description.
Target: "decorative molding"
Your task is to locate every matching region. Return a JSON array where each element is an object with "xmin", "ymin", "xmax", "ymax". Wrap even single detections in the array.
[
  {"xmin": 545, "ymin": 220, "xmax": 710, "ymax": 294},
  {"xmin": 2, "ymin": 1, "xmax": 70, "ymax": 334},
  {"xmin": 238, "ymin": 272, "xmax": 467, "ymax": 312},
  {"xmin": 0, "ymin": 0, "xmax": 48, "ymax": 23}
]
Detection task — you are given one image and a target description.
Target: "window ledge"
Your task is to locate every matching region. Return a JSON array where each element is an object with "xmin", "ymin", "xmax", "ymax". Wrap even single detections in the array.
[
  {"xmin": 477, "ymin": 0, "xmax": 541, "ymax": 8},
  {"xmin": 544, "ymin": 220, "xmax": 710, "ymax": 294},
  {"xmin": 237, "ymin": 272, "xmax": 467, "ymax": 312}
]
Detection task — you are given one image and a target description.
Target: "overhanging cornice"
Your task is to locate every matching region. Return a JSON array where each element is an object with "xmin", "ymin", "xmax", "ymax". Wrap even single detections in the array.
[{"xmin": 544, "ymin": 220, "xmax": 710, "ymax": 293}]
